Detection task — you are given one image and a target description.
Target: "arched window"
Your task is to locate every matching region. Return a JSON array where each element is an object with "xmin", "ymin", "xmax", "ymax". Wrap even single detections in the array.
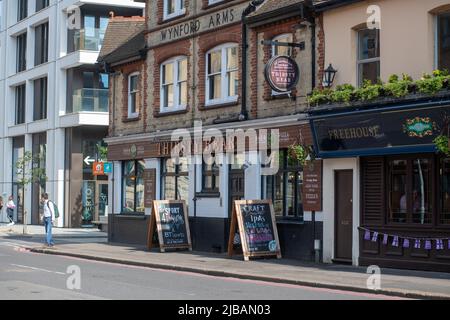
[
  {"xmin": 205, "ymin": 43, "xmax": 239, "ymax": 106},
  {"xmin": 160, "ymin": 56, "xmax": 188, "ymax": 113}
]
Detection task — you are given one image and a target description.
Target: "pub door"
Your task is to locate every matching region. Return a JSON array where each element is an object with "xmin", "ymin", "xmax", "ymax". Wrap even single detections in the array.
[
  {"xmin": 228, "ymin": 167, "xmax": 245, "ymax": 248},
  {"xmin": 334, "ymin": 170, "xmax": 353, "ymax": 263}
]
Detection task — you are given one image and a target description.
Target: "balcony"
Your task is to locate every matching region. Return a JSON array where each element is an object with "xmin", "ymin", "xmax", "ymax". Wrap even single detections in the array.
[
  {"xmin": 71, "ymin": 88, "xmax": 109, "ymax": 113},
  {"xmin": 69, "ymin": 28, "xmax": 105, "ymax": 53}
]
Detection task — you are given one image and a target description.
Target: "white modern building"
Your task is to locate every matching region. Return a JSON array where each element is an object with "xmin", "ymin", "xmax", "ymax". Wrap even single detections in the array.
[{"xmin": 0, "ymin": 0, "xmax": 145, "ymax": 228}]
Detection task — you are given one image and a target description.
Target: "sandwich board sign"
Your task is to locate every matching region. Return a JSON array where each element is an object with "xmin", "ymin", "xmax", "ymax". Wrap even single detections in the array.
[
  {"xmin": 147, "ymin": 200, "xmax": 192, "ymax": 252},
  {"xmin": 228, "ymin": 200, "xmax": 281, "ymax": 261}
]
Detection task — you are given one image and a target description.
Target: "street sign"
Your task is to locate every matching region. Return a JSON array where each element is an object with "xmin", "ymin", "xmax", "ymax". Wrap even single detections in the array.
[
  {"xmin": 84, "ymin": 156, "xmax": 95, "ymax": 166},
  {"xmin": 103, "ymin": 162, "xmax": 113, "ymax": 174},
  {"xmin": 93, "ymin": 162, "xmax": 104, "ymax": 176}
]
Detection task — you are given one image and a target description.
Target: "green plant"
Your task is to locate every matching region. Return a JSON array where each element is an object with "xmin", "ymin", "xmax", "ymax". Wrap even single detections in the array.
[
  {"xmin": 97, "ymin": 142, "xmax": 108, "ymax": 161},
  {"xmin": 355, "ymin": 80, "xmax": 381, "ymax": 101},
  {"xmin": 383, "ymin": 73, "xmax": 412, "ymax": 98},
  {"xmin": 434, "ymin": 135, "xmax": 450, "ymax": 156},
  {"xmin": 287, "ymin": 144, "xmax": 314, "ymax": 166},
  {"xmin": 330, "ymin": 84, "xmax": 355, "ymax": 103},
  {"xmin": 308, "ymin": 88, "xmax": 332, "ymax": 105},
  {"xmin": 15, "ymin": 151, "xmax": 48, "ymax": 234},
  {"xmin": 416, "ymin": 71, "xmax": 449, "ymax": 95}
]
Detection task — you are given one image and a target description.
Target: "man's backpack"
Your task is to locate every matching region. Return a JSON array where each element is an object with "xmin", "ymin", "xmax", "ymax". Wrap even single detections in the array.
[{"xmin": 47, "ymin": 201, "xmax": 60, "ymax": 219}]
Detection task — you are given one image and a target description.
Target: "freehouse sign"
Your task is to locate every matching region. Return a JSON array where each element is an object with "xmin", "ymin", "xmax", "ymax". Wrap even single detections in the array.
[{"xmin": 149, "ymin": 4, "xmax": 248, "ymax": 46}]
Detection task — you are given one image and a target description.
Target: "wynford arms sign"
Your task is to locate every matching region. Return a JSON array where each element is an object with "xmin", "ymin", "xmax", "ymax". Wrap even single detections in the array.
[{"xmin": 147, "ymin": 3, "xmax": 248, "ymax": 47}]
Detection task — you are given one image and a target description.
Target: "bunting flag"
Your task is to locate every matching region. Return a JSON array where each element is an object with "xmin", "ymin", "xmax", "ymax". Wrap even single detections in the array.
[
  {"xmin": 383, "ymin": 234, "xmax": 389, "ymax": 245},
  {"xmin": 414, "ymin": 239, "xmax": 421, "ymax": 249},
  {"xmin": 403, "ymin": 238, "xmax": 410, "ymax": 248},
  {"xmin": 371, "ymin": 232, "xmax": 379, "ymax": 242},
  {"xmin": 360, "ymin": 227, "xmax": 450, "ymax": 251},
  {"xmin": 392, "ymin": 236, "xmax": 399, "ymax": 247}
]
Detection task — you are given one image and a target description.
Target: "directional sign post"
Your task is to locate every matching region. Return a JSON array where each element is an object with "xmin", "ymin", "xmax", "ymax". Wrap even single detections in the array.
[
  {"xmin": 103, "ymin": 163, "xmax": 113, "ymax": 174},
  {"xmin": 84, "ymin": 156, "xmax": 95, "ymax": 166}
]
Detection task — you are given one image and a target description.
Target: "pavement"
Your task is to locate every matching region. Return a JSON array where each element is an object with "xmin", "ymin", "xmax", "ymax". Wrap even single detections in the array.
[{"xmin": 1, "ymin": 224, "xmax": 450, "ymax": 300}]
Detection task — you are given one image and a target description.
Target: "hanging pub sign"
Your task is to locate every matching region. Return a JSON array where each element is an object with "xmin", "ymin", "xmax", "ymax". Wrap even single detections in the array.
[
  {"xmin": 264, "ymin": 55, "xmax": 300, "ymax": 93},
  {"xmin": 147, "ymin": 200, "xmax": 192, "ymax": 252},
  {"xmin": 228, "ymin": 200, "xmax": 281, "ymax": 261}
]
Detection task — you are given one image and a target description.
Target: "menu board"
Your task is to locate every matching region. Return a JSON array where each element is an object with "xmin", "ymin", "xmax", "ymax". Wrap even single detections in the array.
[
  {"xmin": 301, "ymin": 160, "xmax": 323, "ymax": 212},
  {"xmin": 228, "ymin": 200, "xmax": 281, "ymax": 261},
  {"xmin": 147, "ymin": 200, "xmax": 192, "ymax": 252}
]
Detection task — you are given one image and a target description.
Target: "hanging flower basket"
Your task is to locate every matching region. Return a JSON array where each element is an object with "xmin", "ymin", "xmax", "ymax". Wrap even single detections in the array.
[
  {"xmin": 287, "ymin": 144, "xmax": 314, "ymax": 166},
  {"xmin": 434, "ymin": 135, "xmax": 450, "ymax": 156}
]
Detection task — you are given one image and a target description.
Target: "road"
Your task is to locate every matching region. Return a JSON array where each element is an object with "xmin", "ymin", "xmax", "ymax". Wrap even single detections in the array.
[{"xmin": 0, "ymin": 237, "xmax": 406, "ymax": 300}]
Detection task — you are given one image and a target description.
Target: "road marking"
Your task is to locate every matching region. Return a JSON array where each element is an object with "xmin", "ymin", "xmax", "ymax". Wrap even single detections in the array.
[{"xmin": 10, "ymin": 264, "xmax": 66, "ymax": 275}]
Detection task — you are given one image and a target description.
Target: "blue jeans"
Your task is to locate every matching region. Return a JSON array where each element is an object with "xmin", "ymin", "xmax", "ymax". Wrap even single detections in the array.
[{"xmin": 44, "ymin": 217, "xmax": 54, "ymax": 246}]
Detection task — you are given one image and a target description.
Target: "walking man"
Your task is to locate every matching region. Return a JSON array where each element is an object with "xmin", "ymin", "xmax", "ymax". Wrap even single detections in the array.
[
  {"xmin": 41, "ymin": 193, "xmax": 55, "ymax": 247},
  {"xmin": 6, "ymin": 196, "xmax": 16, "ymax": 226}
]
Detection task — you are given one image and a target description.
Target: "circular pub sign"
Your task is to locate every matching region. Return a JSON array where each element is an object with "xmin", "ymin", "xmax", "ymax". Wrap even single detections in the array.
[{"xmin": 264, "ymin": 55, "xmax": 300, "ymax": 93}]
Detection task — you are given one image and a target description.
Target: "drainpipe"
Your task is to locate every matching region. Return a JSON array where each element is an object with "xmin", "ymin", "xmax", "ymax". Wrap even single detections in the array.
[
  {"xmin": 301, "ymin": 0, "xmax": 316, "ymax": 91},
  {"xmin": 240, "ymin": 0, "xmax": 266, "ymax": 121}
]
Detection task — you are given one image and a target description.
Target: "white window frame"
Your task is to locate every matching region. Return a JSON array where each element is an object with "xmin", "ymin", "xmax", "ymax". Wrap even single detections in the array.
[
  {"xmin": 205, "ymin": 43, "xmax": 239, "ymax": 107},
  {"xmin": 128, "ymin": 72, "xmax": 140, "ymax": 119},
  {"xmin": 163, "ymin": 0, "xmax": 186, "ymax": 21},
  {"xmin": 208, "ymin": 0, "xmax": 225, "ymax": 5},
  {"xmin": 271, "ymin": 33, "xmax": 293, "ymax": 96},
  {"xmin": 356, "ymin": 28, "xmax": 380, "ymax": 87},
  {"xmin": 160, "ymin": 56, "xmax": 188, "ymax": 113},
  {"xmin": 435, "ymin": 12, "xmax": 450, "ymax": 70}
]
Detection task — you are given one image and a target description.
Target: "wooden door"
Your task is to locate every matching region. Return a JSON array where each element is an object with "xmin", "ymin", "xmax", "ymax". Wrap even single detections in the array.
[{"xmin": 334, "ymin": 170, "xmax": 353, "ymax": 262}]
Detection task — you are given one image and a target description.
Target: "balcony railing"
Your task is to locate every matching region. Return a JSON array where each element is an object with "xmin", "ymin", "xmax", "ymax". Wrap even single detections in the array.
[
  {"xmin": 72, "ymin": 88, "xmax": 109, "ymax": 113},
  {"xmin": 69, "ymin": 28, "xmax": 105, "ymax": 52}
]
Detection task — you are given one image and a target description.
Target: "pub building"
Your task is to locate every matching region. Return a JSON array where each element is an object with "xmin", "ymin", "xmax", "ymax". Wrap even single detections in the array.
[
  {"xmin": 310, "ymin": 0, "xmax": 450, "ymax": 272},
  {"xmin": 99, "ymin": 0, "xmax": 325, "ymax": 261}
]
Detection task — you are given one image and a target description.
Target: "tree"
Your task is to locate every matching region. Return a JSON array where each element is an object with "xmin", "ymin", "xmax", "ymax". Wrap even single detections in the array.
[{"xmin": 15, "ymin": 151, "xmax": 47, "ymax": 234}]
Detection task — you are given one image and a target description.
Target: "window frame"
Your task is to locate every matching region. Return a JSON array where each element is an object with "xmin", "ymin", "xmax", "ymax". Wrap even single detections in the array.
[
  {"xmin": 205, "ymin": 43, "xmax": 239, "ymax": 107},
  {"xmin": 161, "ymin": 158, "xmax": 189, "ymax": 200},
  {"xmin": 356, "ymin": 28, "xmax": 380, "ymax": 87},
  {"xmin": 163, "ymin": 0, "xmax": 186, "ymax": 21},
  {"xmin": 201, "ymin": 161, "xmax": 220, "ymax": 193},
  {"xmin": 15, "ymin": 84, "xmax": 26, "ymax": 125},
  {"xmin": 33, "ymin": 77, "xmax": 47, "ymax": 121},
  {"xmin": 160, "ymin": 56, "xmax": 188, "ymax": 113},
  {"xmin": 385, "ymin": 155, "xmax": 436, "ymax": 227},
  {"xmin": 436, "ymin": 12, "xmax": 450, "ymax": 71},
  {"xmin": 262, "ymin": 149, "xmax": 304, "ymax": 220},
  {"xmin": 17, "ymin": 0, "xmax": 28, "ymax": 22},
  {"xmin": 16, "ymin": 32, "xmax": 27, "ymax": 73},
  {"xmin": 121, "ymin": 160, "xmax": 145, "ymax": 214},
  {"xmin": 34, "ymin": 22, "xmax": 49, "ymax": 66},
  {"xmin": 127, "ymin": 72, "xmax": 140, "ymax": 119}
]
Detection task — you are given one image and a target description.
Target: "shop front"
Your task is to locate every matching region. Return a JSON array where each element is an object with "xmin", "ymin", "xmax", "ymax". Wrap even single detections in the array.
[
  {"xmin": 106, "ymin": 121, "xmax": 319, "ymax": 260},
  {"xmin": 309, "ymin": 98, "xmax": 450, "ymax": 272}
]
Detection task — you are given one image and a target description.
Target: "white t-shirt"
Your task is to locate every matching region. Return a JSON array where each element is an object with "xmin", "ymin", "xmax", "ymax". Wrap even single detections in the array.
[{"xmin": 43, "ymin": 200, "xmax": 54, "ymax": 219}]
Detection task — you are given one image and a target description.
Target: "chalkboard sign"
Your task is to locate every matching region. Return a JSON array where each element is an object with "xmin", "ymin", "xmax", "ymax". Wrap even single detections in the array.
[
  {"xmin": 147, "ymin": 200, "xmax": 192, "ymax": 252},
  {"xmin": 228, "ymin": 200, "xmax": 281, "ymax": 261}
]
